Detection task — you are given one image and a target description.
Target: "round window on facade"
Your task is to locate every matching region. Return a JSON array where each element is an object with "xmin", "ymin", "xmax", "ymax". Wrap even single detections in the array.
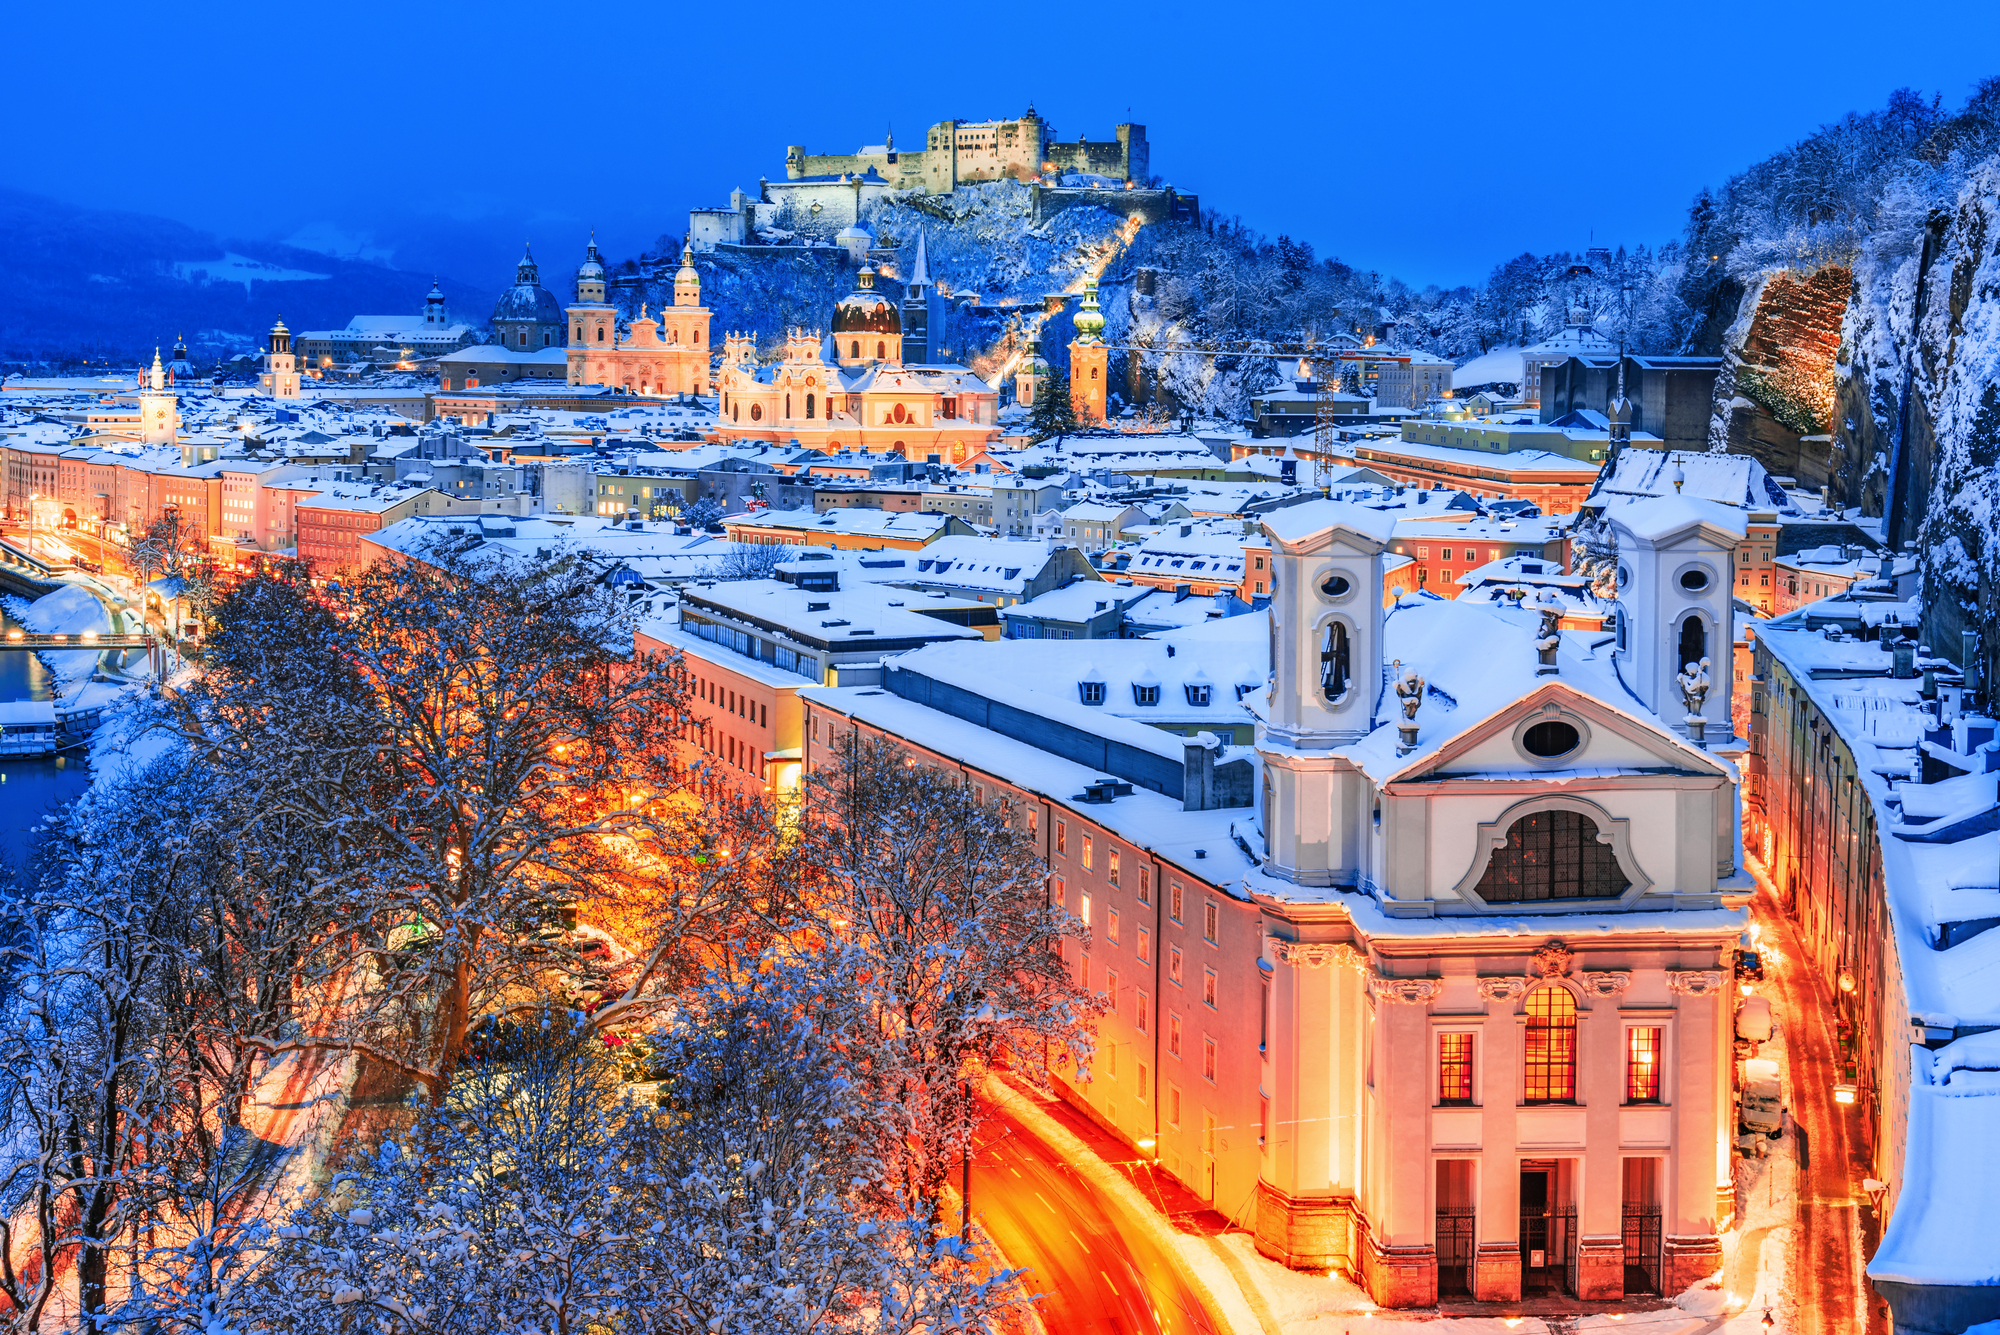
[
  {"xmin": 1616, "ymin": 564, "xmax": 1632, "ymax": 591},
  {"xmin": 1521, "ymin": 720, "xmax": 1582, "ymax": 758},
  {"xmin": 1679, "ymin": 567, "xmax": 1712, "ymax": 593},
  {"xmin": 1320, "ymin": 571, "xmax": 1353, "ymax": 600}
]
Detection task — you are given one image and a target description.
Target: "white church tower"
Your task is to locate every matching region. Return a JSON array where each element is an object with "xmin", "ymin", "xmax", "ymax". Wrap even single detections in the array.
[
  {"xmin": 1606, "ymin": 494, "xmax": 1744, "ymax": 745},
  {"xmin": 262, "ymin": 316, "xmax": 300, "ymax": 400},
  {"xmin": 1254, "ymin": 498, "xmax": 1396, "ymax": 886},
  {"xmin": 139, "ymin": 347, "xmax": 179, "ymax": 444}
]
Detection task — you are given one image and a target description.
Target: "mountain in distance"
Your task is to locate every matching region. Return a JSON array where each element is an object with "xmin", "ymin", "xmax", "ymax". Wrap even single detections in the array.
[{"xmin": 0, "ymin": 187, "xmax": 496, "ymax": 364}]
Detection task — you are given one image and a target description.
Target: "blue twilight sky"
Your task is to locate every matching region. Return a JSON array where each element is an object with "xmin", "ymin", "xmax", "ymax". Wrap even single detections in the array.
[{"xmin": 10, "ymin": 0, "xmax": 2000, "ymax": 292}]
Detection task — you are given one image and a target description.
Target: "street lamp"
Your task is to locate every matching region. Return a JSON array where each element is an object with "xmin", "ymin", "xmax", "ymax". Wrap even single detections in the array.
[{"xmin": 1832, "ymin": 1083, "xmax": 1857, "ymax": 1105}]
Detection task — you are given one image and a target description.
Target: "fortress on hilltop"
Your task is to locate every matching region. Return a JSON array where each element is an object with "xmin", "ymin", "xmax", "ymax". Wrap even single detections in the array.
[
  {"xmin": 786, "ymin": 106, "xmax": 1148, "ymax": 193},
  {"xmin": 688, "ymin": 106, "xmax": 1196, "ymax": 251}
]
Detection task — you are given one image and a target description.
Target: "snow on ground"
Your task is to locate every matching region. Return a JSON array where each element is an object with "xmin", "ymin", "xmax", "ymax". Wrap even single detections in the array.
[{"xmin": 1451, "ymin": 345, "xmax": 1526, "ymax": 388}]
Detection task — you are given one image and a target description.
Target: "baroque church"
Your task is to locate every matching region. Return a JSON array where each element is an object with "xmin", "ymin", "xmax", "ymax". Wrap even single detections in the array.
[
  {"xmin": 793, "ymin": 376, "xmax": 1754, "ymax": 1308},
  {"xmin": 713, "ymin": 231, "xmax": 1004, "ymax": 461},
  {"xmin": 438, "ymin": 239, "xmax": 712, "ymax": 396}
]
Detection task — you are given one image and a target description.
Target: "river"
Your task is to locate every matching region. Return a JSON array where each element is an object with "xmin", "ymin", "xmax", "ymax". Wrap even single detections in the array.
[{"xmin": 0, "ymin": 607, "xmax": 93, "ymax": 872}]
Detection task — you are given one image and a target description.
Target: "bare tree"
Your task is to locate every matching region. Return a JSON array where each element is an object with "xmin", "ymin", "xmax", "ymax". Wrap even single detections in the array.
[
  {"xmin": 791, "ymin": 734, "xmax": 1098, "ymax": 1217},
  {"xmin": 707, "ymin": 541, "xmax": 788, "ymax": 581}
]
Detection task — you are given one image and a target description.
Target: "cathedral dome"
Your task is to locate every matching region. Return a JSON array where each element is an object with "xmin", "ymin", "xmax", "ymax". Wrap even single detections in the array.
[
  {"xmin": 493, "ymin": 243, "xmax": 564, "ymax": 326},
  {"xmin": 833, "ymin": 265, "xmax": 900, "ymax": 335}
]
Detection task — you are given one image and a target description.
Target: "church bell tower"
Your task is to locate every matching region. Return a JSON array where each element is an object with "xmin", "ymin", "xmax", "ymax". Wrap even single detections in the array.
[
  {"xmin": 1254, "ymin": 499, "xmax": 1395, "ymax": 887},
  {"xmin": 1068, "ymin": 277, "xmax": 1108, "ymax": 423},
  {"xmin": 262, "ymin": 317, "xmax": 300, "ymax": 399},
  {"xmin": 139, "ymin": 347, "xmax": 179, "ymax": 444}
]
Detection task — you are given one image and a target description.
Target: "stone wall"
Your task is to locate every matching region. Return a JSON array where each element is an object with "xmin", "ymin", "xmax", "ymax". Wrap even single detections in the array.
[{"xmin": 1712, "ymin": 265, "xmax": 1851, "ymax": 493}]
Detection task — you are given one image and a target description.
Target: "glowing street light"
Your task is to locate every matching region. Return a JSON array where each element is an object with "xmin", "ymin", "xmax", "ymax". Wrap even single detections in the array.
[{"xmin": 1833, "ymin": 1083, "xmax": 1858, "ymax": 1105}]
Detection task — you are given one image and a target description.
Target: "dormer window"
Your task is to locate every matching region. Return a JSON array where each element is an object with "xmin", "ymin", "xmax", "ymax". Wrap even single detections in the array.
[
  {"xmin": 1080, "ymin": 680, "xmax": 1106, "ymax": 705},
  {"xmin": 1133, "ymin": 684, "xmax": 1161, "ymax": 706},
  {"xmin": 1186, "ymin": 683, "xmax": 1212, "ymax": 706}
]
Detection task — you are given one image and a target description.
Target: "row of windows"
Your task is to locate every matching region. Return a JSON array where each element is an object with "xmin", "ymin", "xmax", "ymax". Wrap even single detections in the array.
[{"xmin": 1436, "ymin": 991, "xmax": 1664, "ymax": 1106}]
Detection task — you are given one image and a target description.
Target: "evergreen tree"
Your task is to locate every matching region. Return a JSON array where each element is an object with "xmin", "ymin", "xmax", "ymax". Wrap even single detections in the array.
[{"xmin": 1027, "ymin": 366, "xmax": 1076, "ymax": 441}]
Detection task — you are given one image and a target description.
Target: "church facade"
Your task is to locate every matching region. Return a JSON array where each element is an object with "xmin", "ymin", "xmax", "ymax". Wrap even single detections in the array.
[
  {"xmin": 565, "ymin": 239, "xmax": 711, "ymax": 397},
  {"xmin": 714, "ymin": 234, "xmax": 1002, "ymax": 461},
  {"xmin": 796, "ymin": 478, "xmax": 1754, "ymax": 1308}
]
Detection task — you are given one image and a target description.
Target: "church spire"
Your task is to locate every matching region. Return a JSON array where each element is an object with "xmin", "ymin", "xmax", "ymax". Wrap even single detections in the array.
[{"xmin": 674, "ymin": 239, "xmax": 702, "ymax": 308}]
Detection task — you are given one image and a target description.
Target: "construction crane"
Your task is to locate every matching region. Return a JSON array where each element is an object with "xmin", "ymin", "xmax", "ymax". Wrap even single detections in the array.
[{"xmin": 1090, "ymin": 334, "xmax": 1366, "ymax": 493}]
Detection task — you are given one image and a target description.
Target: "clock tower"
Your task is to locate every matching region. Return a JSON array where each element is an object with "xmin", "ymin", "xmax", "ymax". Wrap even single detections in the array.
[{"xmin": 261, "ymin": 317, "xmax": 300, "ymax": 399}]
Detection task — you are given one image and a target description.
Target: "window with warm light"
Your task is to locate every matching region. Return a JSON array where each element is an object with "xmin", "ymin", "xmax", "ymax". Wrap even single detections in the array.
[
  {"xmin": 1626, "ymin": 1026, "xmax": 1663, "ymax": 1103},
  {"xmin": 1438, "ymin": 1032, "xmax": 1474, "ymax": 1105},
  {"xmin": 1523, "ymin": 986, "xmax": 1578, "ymax": 1102},
  {"xmin": 1082, "ymin": 834, "xmax": 1094, "ymax": 870}
]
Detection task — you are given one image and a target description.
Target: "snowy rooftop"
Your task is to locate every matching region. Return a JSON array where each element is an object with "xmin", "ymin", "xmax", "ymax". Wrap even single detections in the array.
[{"xmin": 680, "ymin": 578, "xmax": 985, "ymax": 651}]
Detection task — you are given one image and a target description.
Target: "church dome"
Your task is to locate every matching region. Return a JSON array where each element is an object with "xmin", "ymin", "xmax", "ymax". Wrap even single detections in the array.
[
  {"xmin": 493, "ymin": 243, "xmax": 564, "ymax": 325},
  {"xmin": 833, "ymin": 265, "xmax": 900, "ymax": 335}
]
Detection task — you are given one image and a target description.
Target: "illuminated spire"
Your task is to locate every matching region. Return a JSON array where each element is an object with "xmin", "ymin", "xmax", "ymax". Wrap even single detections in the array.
[{"xmin": 1072, "ymin": 278, "xmax": 1105, "ymax": 344}]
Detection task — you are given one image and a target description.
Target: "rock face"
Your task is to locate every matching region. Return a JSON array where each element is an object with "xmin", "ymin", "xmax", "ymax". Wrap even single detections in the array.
[
  {"xmin": 1837, "ymin": 160, "xmax": 2000, "ymax": 680},
  {"xmin": 1710, "ymin": 265, "xmax": 1851, "ymax": 493}
]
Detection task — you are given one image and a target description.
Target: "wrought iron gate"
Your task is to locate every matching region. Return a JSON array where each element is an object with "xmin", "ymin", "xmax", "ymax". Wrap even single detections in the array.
[
  {"xmin": 1519, "ymin": 1206, "xmax": 1554, "ymax": 1295},
  {"xmin": 1559, "ymin": 1204, "xmax": 1579, "ymax": 1297},
  {"xmin": 1435, "ymin": 1207, "xmax": 1474, "ymax": 1297},
  {"xmin": 1623, "ymin": 1203, "xmax": 1663, "ymax": 1294}
]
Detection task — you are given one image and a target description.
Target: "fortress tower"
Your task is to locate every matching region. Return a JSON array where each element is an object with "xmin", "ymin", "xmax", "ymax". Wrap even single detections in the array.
[{"xmin": 1068, "ymin": 277, "xmax": 1108, "ymax": 423}]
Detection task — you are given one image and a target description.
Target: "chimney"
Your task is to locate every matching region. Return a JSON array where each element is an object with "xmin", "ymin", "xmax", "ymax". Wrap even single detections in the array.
[
  {"xmin": 1182, "ymin": 732, "xmax": 1219, "ymax": 810},
  {"xmin": 1175, "ymin": 583, "xmax": 1191, "ymax": 602}
]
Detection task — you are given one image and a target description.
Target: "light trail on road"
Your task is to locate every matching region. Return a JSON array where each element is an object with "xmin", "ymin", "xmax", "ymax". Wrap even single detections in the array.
[{"xmin": 969, "ymin": 1105, "xmax": 1219, "ymax": 1335}]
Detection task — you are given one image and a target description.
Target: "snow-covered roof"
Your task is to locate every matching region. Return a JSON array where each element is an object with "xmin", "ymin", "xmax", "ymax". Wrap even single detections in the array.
[
  {"xmin": 725, "ymin": 506, "xmax": 962, "ymax": 542},
  {"xmin": 1591, "ymin": 447, "xmax": 1788, "ymax": 511},
  {"xmin": 1606, "ymin": 494, "xmax": 1750, "ymax": 545},
  {"xmin": 1001, "ymin": 579, "xmax": 1150, "ymax": 624},
  {"xmin": 681, "ymin": 579, "xmax": 985, "ymax": 651},
  {"xmin": 1262, "ymin": 497, "xmax": 1398, "ymax": 548},
  {"xmin": 1335, "ymin": 593, "xmax": 1735, "ymax": 787}
]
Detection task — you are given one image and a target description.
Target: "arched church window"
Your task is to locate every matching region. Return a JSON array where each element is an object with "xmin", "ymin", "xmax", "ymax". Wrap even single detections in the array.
[
  {"xmin": 1613, "ymin": 607, "xmax": 1627, "ymax": 652},
  {"xmin": 1678, "ymin": 614, "xmax": 1706, "ymax": 669},
  {"xmin": 1092, "ymin": 367, "xmax": 1100, "ymax": 380},
  {"xmin": 597, "ymin": 327, "xmax": 606, "ymax": 343},
  {"xmin": 1475, "ymin": 809, "xmax": 1627, "ymax": 903},
  {"xmin": 1319, "ymin": 621, "xmax": 1350, "ymax": 701},
  {"xmin": 694, "ymin": 329, "xmax": 701, "ymax": 344},
  {"xmin": 574, "ymin": 325, "xmax": 582, "ymax": 341},
  {"xmin": 877, "ymin": 341, "xmax": 886, "ymax": 360},
  {"xmin": 805, "ymin": 393, "xmax": 815, "ymax": 419},
  {"xmin": 750, "ymin": 404, "xmax": 763, "ymax": 422},
  {"xmin": 785, "ymin": 395, "xmax": 792, "ymax": 419},
  {"xmin": 851, "ymin": 341, "xmax": 860, "ymax": 358},
  {"xmin": 1523, "ymin": 986, "xmax": 1577, "ymax": 1103}
]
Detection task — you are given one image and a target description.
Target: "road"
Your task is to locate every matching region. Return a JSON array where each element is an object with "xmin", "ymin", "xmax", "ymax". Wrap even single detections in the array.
[
  {"xmin": 969, "ymin": 1104, "xmax": 1219, "ymax": 1335},
  {"xmin": 1749, "ymin": 874, "xmax": 1884, "ymax": 1333}
]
